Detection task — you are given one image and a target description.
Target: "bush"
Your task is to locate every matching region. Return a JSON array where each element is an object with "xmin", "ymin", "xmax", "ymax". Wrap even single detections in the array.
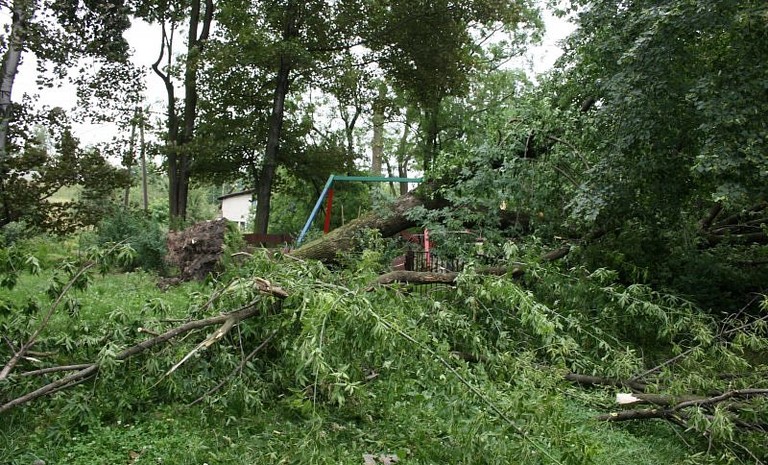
[
  {"xmin": 0, "ymin": 221, "xmax": 33, "ymax": 246},
  {"xmin": 96, "ymin": 209, "xmax": 167, "ymax": 272}
]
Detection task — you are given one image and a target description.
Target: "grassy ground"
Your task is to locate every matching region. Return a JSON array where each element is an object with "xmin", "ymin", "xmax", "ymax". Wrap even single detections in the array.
[{"xmin": 3, "ymin": 392, "xmax": 691, "ymax": 465}]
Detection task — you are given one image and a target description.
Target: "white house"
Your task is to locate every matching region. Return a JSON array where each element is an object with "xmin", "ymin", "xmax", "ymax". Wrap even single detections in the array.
[{"xmin": 218, "ymin": 190, "xmax": 255, "ymax": 229}]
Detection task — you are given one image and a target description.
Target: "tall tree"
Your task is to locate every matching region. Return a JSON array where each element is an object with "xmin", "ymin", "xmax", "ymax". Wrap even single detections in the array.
[
  {"xmin": 554, "ymin": 0, "xmax": 768, "ymax": 233},
  {"xmin": 252, "ymin": 0, "xmax": 367, "ymax": 234},
  {"xmin": 0, "ymin": 0, "xmax": 32, "ymax": 162},
  {"xmin": 370, "ymin": 86, "xmax": 385, "ymax": 176},
  {"xmin": 0, "ymin": 0, "xmax": 132, "ymax": 158},
  {"xmin": 496, "ymin": 0, "xmax": 768, "ymax": 306},
  {"xmin": 253, "ymin": 0, "xmax": 299, "ymax": 234},
  {"xmin": 145, "ymin": 0, "xmax": 214, "ymax": 227},
  {"xmin": 367, "ymin": 0, "xmax": 539, "ymax": 171}
]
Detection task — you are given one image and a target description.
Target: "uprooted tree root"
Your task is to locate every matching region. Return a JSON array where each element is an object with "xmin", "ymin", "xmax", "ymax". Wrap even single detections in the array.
[{"xmin": 164, "ymin": 218, "xmax": 230, "ymax": 283}]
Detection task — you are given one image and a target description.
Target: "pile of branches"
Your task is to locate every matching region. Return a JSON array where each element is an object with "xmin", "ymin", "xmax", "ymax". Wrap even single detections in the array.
[{"xmin": 700, "ymin": 201, "xmax": 768, "ymax": 247}]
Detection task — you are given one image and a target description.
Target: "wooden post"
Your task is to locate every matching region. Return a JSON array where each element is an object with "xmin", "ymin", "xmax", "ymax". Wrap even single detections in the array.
[
  {"xmin": 323, "ymin": 188, "xmax": 335, "ymax": 234},
  {"xmin": 139, "ymin": 107, "xmax": 149, "ymax": 212}
]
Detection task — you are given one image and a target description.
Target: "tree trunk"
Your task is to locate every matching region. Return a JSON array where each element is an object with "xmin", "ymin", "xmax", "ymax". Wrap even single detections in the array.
[
  {"xmin": 254, "ymin": 2, "xmax": 298, "ymax": 235},
  {"xmin": 396, "ymin": 118, "xmax": 412, "ymax": 196},
  {"xmin": 0, "ymin": 0, "xmax": 30, "ymax": 162},
  {"xmin": 123, "ymin": 111, "xmax": 138, "ymax": 207},
  {"xmin": 291, "ymin": 190, "xmax": 434, "ymax": 261},
  {"xmin": 139, "ymin": 108, "xmax": 149, "ymax": 211},
  {"xmin": 384, "ymin": 157, "xmax": 397, "ymax": 196},
  {"xmin": 341, "ymin": 105, "xmax": 360, "ymax": 160},
  {"xmin": 371, "ymin": 92, "xmax": 385, "ymax": 176},
  {"xmin": 254, "ymin": 57, "xmax": 291, "ymax": 235},
  {"xmin": 423, "ymin": 102, "xmax": 440, "ymax": 172},
  {"xmin": 152, "ymin": 22, "xmax": 180, "ymax": 222},
  {"xmin": 0, "ymin": 0, "xmax": 31, "ymax": 225},
  {"xmin": 290, "ymin": 183, "xmax": 533, "ymax": 262},
  {"xmin": 155, "ymin": 0, "xmax": 213, "ymax": 228}
]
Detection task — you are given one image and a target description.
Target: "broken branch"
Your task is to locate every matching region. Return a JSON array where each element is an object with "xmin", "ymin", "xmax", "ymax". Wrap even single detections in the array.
[
  {"xmin": 19, "ymin": 364, "xmax": 93, "ymax": 378},
  {"xmin": 564, "ymin": 372, "xmax": 648, "ymax": 392},
  {"xmin": 0, "ymin": 281, "xmax": 288, "ymax": 414},
  {"xmin": 0, "ymin": 261, "xmax": 95, "ymax": 381},
  {"xmin": 372, "ymin": 267, "xmax": 514, "ymax": 287}
]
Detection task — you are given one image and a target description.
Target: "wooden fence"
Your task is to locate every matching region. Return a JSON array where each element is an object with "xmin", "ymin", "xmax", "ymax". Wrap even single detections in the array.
[{"xmin": 242, "ymin": 233, "xmax": 293, "ymax": 248}]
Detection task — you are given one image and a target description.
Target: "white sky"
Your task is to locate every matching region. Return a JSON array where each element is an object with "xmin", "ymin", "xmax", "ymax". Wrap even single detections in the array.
[
  {"xmin": 10, "ymin": 4, "xmax": 576, "ymax": 147},
  {"xmin": 11, "ymin": 17, "xmax": 168, "ymax": 146},
  {"xmin": 524, "ymin": 7, "xmax": 576, "ymax": 75}
]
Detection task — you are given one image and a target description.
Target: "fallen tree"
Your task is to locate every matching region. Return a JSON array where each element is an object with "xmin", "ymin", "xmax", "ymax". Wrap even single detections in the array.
[
  {"xmin": 4, "ymin": 243, "xmax": 766, "ymax": 461},
  {"xmin": 369, "ymin": 247, "xmax": 572, "ymax": 288},
  {"xmin": 0, "ymin": 278, "xmax": 287, "ymax": 414},
  {"xmin": 291, "ymin": 190, "xmax": 438, "ymax": 262},
  {"xmin": 290, "ymin": 185, "xmax": 534, "ymax": 263}
]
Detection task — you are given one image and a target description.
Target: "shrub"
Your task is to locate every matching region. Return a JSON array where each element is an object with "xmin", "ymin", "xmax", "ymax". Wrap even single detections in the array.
[{"xmin": 96, "ymin": 208, "xmax": 167, "ymax": 272}]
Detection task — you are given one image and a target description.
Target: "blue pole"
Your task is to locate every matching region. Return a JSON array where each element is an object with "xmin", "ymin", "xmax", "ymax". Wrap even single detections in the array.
[{"xmin": 296, "ymin": 175, "xmax": 335, "ymax": 246}]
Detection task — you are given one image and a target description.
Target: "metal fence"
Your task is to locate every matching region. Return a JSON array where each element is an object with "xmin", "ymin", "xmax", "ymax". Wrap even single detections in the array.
[{"xmin": 404, "ymin": 250, "xmax": 463, "ymax": 273}]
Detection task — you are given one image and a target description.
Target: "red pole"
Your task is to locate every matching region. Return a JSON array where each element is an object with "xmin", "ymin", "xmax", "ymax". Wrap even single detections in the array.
[{"xmin": 323, "ymin": 188, "xmax": 335, "ymax": 234}]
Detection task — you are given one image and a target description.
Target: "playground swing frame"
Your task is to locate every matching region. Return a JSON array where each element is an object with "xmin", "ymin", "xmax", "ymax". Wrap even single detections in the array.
[{"xmin": 295, "ymin": 175, "xmax": 423, "ymax": 246}]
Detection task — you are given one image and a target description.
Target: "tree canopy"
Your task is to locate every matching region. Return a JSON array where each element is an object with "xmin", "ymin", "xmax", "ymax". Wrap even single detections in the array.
[{"xmin": 556, "ymin": 0, "xmax": 768, "ymax": 227}]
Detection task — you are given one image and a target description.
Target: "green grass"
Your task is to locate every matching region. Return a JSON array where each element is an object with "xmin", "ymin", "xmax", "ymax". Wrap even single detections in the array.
[
  {"xmin": 3, "ymin": 402, "xmax": 694, "ymax": 465},
  {"xmin": 2, "ymin": 396, "xmax": 693, "ymax": 465}
]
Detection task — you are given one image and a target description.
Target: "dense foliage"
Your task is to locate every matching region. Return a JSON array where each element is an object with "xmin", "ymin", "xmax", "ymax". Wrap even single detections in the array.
[
  {"xmin": 546, "ymin": 0, "xmax": 768, "ymax": 306},
  {"xmin": 0, "ymin": 109, "xmax": 129, "ymax": 232}
]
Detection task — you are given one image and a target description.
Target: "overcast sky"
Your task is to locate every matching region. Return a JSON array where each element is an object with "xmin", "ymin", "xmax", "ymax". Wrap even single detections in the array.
[{"xmin": 10, "ymin": 4, "xmax": 576, "ymax": 147}]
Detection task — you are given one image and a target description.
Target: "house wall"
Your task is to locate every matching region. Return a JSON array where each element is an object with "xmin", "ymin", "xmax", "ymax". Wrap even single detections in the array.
[{"xmin": 220, "ymin": 194, "xmax": 253, "ymax": 228}]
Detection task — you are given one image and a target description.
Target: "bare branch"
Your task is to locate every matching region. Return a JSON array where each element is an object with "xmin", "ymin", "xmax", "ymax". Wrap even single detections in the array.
[
  {"xmin": 19, "ymin": 364, "xmax": 92, "ymax": 377},
  {"xmin": 671, "ymin": 389, "xmax": 768, "ymax": 412}
]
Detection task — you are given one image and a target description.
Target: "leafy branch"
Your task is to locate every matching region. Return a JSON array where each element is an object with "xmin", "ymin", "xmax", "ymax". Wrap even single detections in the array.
[
  {"xmin": 0, "ymin": 260, "xmax": 95, "ymax": 381},
  {"xmin": 0, "ymin": 278, "xmax": 287, "ymax": 414}
]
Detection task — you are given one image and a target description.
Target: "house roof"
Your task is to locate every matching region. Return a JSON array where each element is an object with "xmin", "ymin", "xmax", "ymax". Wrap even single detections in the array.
[{"xmin": 217, "ymin": 189, "xmax": 255, "ymax": 201}]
